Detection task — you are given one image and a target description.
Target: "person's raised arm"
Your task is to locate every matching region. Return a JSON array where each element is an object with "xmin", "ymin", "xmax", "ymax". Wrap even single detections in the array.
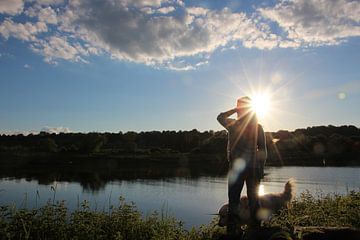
[{"xmin": 217, "ymin": 108, "xmax": 237, "ymax": 129}]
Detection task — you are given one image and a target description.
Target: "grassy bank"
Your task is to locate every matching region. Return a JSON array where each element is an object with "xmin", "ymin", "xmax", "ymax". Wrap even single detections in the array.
[
  {"xmin": 268, "ymin": 190, "xmax": 360, "ymax": 229},
  {"xmin": 0, "ymin": 191, "xmax": 359, "ymax": 240},
  {"xmin": 0, "ymin": 197, "xmax": 222, "ymax": 240}
]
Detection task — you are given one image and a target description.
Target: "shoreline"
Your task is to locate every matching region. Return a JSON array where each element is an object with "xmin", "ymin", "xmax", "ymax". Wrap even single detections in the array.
[{"xmin": 1, "ymin": 151, "xmax": 359, "ymax": 167}]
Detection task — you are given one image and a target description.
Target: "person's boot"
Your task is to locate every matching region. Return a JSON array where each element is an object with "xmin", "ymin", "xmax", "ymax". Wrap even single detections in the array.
[
  {"xmin": 245, "ymin": 219, "xmax": 261, "ymax": 240},
  {"xmin": 227, "ymin": 212, "xmax": 243, "ymax": 239}
]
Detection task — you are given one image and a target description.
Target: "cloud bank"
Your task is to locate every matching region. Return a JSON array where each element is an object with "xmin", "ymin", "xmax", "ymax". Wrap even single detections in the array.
[
  {"xmin": 0, "ymin": 0, "xmax": 359, "ymax": 69},
  {"xmin": 259, "ymin": 0, "xmax": 360, "ymax": 47},
  {"xmin": 41, "ymin": 126, "xmax": 71, "ymax": 134},
  {"xmin": 1, "ymin": 126, "xmax": 71, "ymax": 136},
  {"xmin": 0, "ymin": 0, "xmax": 23, "ymax": 15}
]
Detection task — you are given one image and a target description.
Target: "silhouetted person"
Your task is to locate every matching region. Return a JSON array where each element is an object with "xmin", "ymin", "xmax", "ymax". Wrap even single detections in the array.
[{"xmin": 217, "ymin": 96, "xmax": 267, "ymax": 237}]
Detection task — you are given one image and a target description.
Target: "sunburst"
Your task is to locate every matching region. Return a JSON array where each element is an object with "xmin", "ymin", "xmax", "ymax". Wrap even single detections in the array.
[{"xmin": 250, "ymin": 92, "xmax": 272, "ymax": 120}]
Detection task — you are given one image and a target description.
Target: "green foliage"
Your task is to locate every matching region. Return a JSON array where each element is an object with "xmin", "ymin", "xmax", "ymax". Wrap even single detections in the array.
[
  {"xmin": 0, "ymin": 197, "xmax": 224, "ymax": 240},
  {"xmin": 78, "ymin": 134, "xmax": 106, "ymax": 153},
  {"xmin": 268, "ymin": 191, "xmax": 360, "ymax": 229},
  {"xmin": 38, "ymin": 138, "xmax": 58, "ymax": 153}
]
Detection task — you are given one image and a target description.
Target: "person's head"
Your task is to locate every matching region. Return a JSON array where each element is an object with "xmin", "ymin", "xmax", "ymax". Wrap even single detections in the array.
[{"xmin": 236, "ymin": 96, "xmax": 251, "ymax": 118}]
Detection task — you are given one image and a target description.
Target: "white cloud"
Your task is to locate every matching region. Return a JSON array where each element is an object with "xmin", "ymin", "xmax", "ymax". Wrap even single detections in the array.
[
  {"xmin": 60, "ymin": 1, "xmax": 277, "ymax": 66},
  {"xmin": 0, "ymin": 52, "xmax": 14, "ymax": 58},
  {"xmin": 0, "ymin": 130, "xmax": 38, "ymax": 136},
  {"xmin": 41, "ymin": 126, "xmax": 71, "ymax": 134},
  {"xmin": 165, "ymin": 60, "xmax": 196, "ymax": 71},
  {"xmin": 37, "ymin": 6, "xmax": 58, "ymax": 24},
  {"xmin": 25, "ymin": 5, "xmax": 58, "ymax": 24},
  {"xmin": 1, "ymin": 126, "xmax": 71, "ymax": 136},
  {"xmin": 0, "ymin": 0, "xmax": 280, "ymax": 69},
  {"xmin": 30, "ymin": 35, "xmax": 92, "ymax": 64},
  {"xmin": 187, "ymin": 7, "xmax": 209, "ymax": 16},
  {"xmin": 140, "ymin": 6, "xmax": 176, "ymax": 15},
  {"xmin": 0, "ymin": 19, "xmax": 47, "ymax": 41},
  {"xmin": 195, "ymin": 60, "xmax": 208, "ymax": 67},
  {"xmin": 26, "ymin": 0, "xmax": 64, "ymax": 6},
  {"xmin": 157, "ymin": 6, "xmax": 175, "ymax": 14},
  {"xmin": 119, "ymin": 0, "xmax": 168, "ymax": 8},
  {"xmin": 0, "ymin": 0, "xmax": 23, "ymax": 15},
  {"xmin": 24, "ymin": 63, "xmax": 31, "ymax": 68},
  {"xmin": 1, "ymin": 0, "xmax": 360, "ymax": 69},
  {"xmin": 140, "ymin": 7, "xmax": 155, "ymax": 14},
  {"xmin": 259, "ymin": 0, "xmax": 360, "ymax": 46}
]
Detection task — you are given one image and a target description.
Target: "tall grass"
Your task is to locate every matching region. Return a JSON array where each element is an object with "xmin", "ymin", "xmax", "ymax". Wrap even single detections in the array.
[
  {"xmin": 0, "ymin": 196, "xmax": 224, "ymax": 240},
  {"xmin": 267, "ymin": 190, "xmax": 360, "ymax": 229},
  {"xmin": 0, "ymin": 191, "xmax": 359, "ymax": 240}
]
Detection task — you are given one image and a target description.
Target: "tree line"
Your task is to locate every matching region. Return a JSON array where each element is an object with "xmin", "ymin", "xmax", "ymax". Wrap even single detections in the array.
[{"xmin": 0, "ymin": 125, "xmax": 359, "ymax": 166}]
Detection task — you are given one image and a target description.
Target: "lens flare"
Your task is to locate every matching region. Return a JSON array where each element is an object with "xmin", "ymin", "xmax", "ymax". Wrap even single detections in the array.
[
  {"xmin": 257, "ymin": 208, "xmax": 271, "ymax": 221},
  {"xmin": 228, "ymin": 158, "xmax": 246, "ymax": 185}
]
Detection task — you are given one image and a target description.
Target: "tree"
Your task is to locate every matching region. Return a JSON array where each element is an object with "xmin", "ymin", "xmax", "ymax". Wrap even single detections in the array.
[
  {"xmin": 38, "ymin": 138, "xmax": 58, "ymax": 152},
  {"xmin": 79, "ymin": 134, "xmax": 106, "ymax": 153}
]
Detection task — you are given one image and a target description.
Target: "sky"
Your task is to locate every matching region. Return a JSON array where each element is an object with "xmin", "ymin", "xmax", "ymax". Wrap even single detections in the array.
[{"xmin": 0, "ymin": 0, "xmax": 359, "ymax": 134}]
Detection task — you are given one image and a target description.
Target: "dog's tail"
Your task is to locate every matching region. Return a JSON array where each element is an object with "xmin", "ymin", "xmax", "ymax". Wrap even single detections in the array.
[{"xmin": 283, "ymin": 178, "xmax": 296, "ymax": 202}]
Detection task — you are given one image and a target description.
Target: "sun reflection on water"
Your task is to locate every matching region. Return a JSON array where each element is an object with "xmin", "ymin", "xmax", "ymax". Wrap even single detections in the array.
[{"xmin": 258, "ymin": 184, "xmax": 265, "ymax": 196}]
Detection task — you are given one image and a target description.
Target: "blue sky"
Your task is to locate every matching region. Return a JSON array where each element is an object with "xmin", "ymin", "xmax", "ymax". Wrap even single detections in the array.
[{"xmin": 0, "ymin": 0, "xmax": 359, "ymax": 134}]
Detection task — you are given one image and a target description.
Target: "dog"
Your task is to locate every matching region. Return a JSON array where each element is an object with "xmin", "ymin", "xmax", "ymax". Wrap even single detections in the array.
[{"xmin": 218, "ymin": 179, "xmax": 295, "ymax": 227}]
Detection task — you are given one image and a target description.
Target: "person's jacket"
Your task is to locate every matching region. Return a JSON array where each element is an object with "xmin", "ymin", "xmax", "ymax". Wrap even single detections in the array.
[{"xmin": 217, "ymin": 111, "xmax": 267, "ymax": 175}]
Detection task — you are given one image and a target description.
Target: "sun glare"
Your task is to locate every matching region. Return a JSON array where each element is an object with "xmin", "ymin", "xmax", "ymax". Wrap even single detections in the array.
[
  {"xmin": 250, "ymin": 92, "xmax": 271, "ymax": 119},
  {"xmin": 258, "ymin": 184, "xmax": 265, "ymax": 196}
]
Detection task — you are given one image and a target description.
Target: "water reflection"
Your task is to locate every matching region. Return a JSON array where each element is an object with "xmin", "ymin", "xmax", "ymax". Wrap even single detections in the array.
[{"xmin": 0, "ymin": 157, "xmax": 228, "ymax": 192}]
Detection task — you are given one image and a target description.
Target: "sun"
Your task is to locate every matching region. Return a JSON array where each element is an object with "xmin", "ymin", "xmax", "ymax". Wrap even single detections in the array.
[{"xmin": 250, "ymin": 92, "xmax": 271, "ymax": 119}]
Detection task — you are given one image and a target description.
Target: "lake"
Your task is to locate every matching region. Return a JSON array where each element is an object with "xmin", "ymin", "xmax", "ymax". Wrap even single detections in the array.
[{"xmin": 0, "ymin": 166, "xmax": 359, "ymax": 229}]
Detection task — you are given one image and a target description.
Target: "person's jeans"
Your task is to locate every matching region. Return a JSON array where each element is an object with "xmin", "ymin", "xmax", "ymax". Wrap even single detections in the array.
[{"xmin": 227, "ymin": 166, "xmax": 261, "ymax": 235}]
